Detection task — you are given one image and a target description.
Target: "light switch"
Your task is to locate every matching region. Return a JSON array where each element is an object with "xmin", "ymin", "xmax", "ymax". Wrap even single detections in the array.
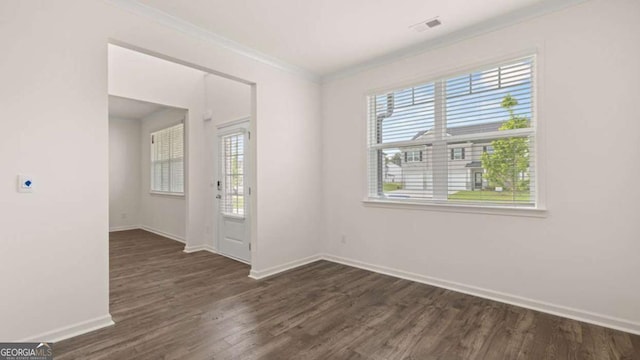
[{"xmin": 17, "ymin": 175, "xmax": 33, "ymax": 193}]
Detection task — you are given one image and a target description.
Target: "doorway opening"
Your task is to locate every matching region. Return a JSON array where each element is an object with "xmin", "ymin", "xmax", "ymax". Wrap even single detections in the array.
[
  {"xmin": 108, "ymin": 42, "xmax": 256, "ymax": 273},
  {"xmin": 473, "ymin": 171, "xmax": 483, "ymax": 190},
  {"xmin": 108, "ymin": 96, "xmax": 188, "ymax": 242}
]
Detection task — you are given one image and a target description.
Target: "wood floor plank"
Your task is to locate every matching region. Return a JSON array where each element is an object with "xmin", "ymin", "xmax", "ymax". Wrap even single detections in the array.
[{"xmin": 53, "ymin": 230, "xmax": 640, "ymax": 359}]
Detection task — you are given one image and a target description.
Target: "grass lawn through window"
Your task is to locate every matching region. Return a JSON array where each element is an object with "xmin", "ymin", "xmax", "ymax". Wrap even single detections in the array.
[{"xmin": 383, "ymin": 182, "xmax": 403, "ymax": 192}]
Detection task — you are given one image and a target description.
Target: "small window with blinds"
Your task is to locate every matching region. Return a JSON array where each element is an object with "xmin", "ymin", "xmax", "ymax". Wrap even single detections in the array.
[
  {"xmin": 368, "ymin": 57, "xmax": 536, "ymax": 207},
  {"xmin": 150, "ymin": 123, "xmax": 184, "ymax": 194},
  {"xmin": 220, "ymin": 132, "xmax": 245, "ymax": 216}
]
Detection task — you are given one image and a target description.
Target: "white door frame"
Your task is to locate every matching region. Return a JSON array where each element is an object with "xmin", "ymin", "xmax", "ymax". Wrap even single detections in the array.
[{"xmin": 215, "ymin": 117, "xmax": 251, "ymax": 264}]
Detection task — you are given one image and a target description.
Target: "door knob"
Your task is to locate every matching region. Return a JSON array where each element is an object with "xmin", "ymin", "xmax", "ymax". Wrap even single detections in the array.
[{"xmin": 216, "ymin": 195, "xmax": 222, "ymax": 199}]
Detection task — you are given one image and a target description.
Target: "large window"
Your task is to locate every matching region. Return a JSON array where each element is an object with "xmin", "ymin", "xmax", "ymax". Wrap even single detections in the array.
[
  {"xmin": 368, "ymin": 57, "xmax": 535, "ymax": 207},
  {"xmin": 150, "ymin": 123, "xmax": 184, "ymax": 194}
]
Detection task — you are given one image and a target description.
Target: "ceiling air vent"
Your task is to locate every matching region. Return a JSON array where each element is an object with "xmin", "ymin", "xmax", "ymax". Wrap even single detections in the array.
[
  {"xmin": 409, "ymin": 17, "xmax": 442, "ymax": 32},
  {"xmin": 426, "ymin": 19, "xmax": 441, "ymax": 28}
]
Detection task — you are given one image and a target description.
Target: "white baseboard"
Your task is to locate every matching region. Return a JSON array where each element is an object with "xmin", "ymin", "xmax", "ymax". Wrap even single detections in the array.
[
  {"xmin": 242, "ymin": 252, "xmax": 640, "ymax": 335},
  {"xmin": 183, "ymin": 245, "xmax": 205, "ymax": 253},
  {"xmin": 183, "ymin": 244, "xmax": 217, "ymax": 253},
  {"xmin": 184, "ymin": 246, "xmax": 253, "ymax": 265},
  {"xmin": 109, "ymin": 225, "xmax": 186, "ymax": 245},
  {"xmin": 139, "ymin": 225, "xmax": 185, "ymax": 244},
  {"xmin": 322, "ymin": 254, "xmax": 640, "ymax": 336},
  {"xmin": 23, "ymin": 314, "xmax": 114, "ymax": 343},
  {"xmin": 109, "ymin": 225, "xmax": 140, "ymax": 232},
  {"xmin": 249, "ymin": 254, "xmax": 323, "ymax": 280}
]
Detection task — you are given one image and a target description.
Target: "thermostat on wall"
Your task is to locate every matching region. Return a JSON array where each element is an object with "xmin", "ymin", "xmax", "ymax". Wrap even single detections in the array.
[{"xmin": 17, "ymin": 174, "xmax": 33, "ymax": 193}]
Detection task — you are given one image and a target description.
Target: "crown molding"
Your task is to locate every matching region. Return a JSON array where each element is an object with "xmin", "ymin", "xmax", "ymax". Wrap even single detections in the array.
[
  {"xmin": 322, "ymin": 0, "xmax": 590, "ymax": 82},
  {"xmin": 106, "ymin": 0, "xmax": 590, "ymax": 84},
  {"xmin": 105, "ymin": 0, "xmax": 321, "ymax": 83}
]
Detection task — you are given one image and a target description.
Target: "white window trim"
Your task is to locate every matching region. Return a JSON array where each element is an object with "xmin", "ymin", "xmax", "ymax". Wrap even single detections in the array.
[
  {"xmin": 363, "ymin": 51, "xmax": 547, "ymax": 215},
  {"xmin": 149, "ymin": 191, "xmax": 185, "ymax": 197},
  {"xmin": 221, "ymin": 212, "xmax": 245, "ymax": 220},
  {"xmin": 362, "ymin": 198, "xmax": 547, "ymax": 218},
  {"xmin": 405, "ymin": 150, "xmax": 421, "ymax": 163}
]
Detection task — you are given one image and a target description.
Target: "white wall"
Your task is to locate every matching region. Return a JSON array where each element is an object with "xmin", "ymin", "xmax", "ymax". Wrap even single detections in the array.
[
  {"xmin": 321, "ymin": 0, "xmax": 640, "ymax": 333},
  {"xmin": 139, "ymin": 108, "xmax": 187, "ymax": 240},
  {"xmin": 205, "ymin": 74, "xmax": 251, "ymax": 125},
  {"xmin": 109, "ymin": 116, "xmax": 141, "ymax": 230},
  {"xmin": 0, "ymin": 0, "xmax": 322, "ymax": 341}
]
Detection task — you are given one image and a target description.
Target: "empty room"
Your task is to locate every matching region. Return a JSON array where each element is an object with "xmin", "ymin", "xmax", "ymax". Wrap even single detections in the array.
[{"xmin": 1, "ymin": 0, "xmax": 639, "ymax": 359}]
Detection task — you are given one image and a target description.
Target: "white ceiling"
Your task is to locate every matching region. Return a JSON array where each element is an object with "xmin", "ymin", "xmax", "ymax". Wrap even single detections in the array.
[
  {"xmin": 109, "ymin": 96, "xmax": 169, "ymax": 120},
  {"xmin": 136, "ymin": 0, "xmax": 576, "ymax": 76}
]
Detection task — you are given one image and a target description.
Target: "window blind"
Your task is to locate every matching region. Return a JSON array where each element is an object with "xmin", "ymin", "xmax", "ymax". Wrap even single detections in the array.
[
  {"xmin": 368, "ymin": 57, "xmax": 535, "ymax": 207},
  {"xmin": 220, "ymin": 132, "xmax": 245, "ymax": 216},
  {"xmin": 150, "ymin": 123, "xmax": 184, "ymax": 194}
]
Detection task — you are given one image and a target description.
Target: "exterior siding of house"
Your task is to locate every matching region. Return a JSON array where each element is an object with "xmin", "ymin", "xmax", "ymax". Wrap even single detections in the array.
[
  {"xmin": 398, "ymin": 141, "xmax": 491, "ymax": 192},
  {"xmin": 383, "ymin": 163, "xmax": 402, "ymax": 183}
]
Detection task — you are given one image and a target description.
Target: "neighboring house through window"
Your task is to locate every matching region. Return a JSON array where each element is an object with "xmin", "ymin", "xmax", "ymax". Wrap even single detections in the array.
[{"xmin": 367, "ymin": 57, "xmax": 536, "ymax": 207}]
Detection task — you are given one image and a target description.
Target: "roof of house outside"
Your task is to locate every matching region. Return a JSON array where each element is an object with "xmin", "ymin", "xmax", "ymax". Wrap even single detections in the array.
[{"xmin": 411, "ymin": 121, "xmax": 504, "ymax": 140}]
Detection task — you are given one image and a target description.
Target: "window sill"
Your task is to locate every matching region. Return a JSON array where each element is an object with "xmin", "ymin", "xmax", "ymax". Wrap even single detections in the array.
[
  {"xmin": 362, "ymin": 198, "xmax": 547, "ymax": 218},
  {"xmin": 150, "ymin": 191, "xmax": 185, "ymax": 198}
]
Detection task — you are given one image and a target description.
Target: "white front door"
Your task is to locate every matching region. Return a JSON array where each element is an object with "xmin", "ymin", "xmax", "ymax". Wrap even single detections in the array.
[{"xmin": 216, "ymin": 120, "xmax": 250, "ymax": 263}]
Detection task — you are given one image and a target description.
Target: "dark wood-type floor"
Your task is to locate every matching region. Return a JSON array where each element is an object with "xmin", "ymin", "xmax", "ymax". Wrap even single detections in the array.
[{"xmin": 55, "ymin": 230, "xmax": 640, "ymax": 359}]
